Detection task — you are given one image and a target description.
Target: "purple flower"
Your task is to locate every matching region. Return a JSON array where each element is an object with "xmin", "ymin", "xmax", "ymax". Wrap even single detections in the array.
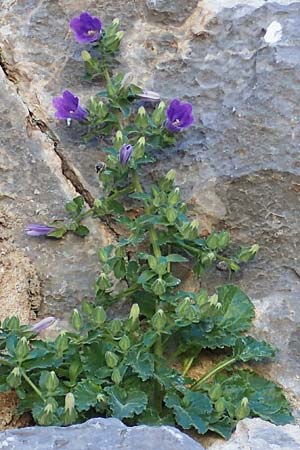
[
  {"xmin": 137, "ymin": 90, "xmax": 161, "ymax": 102},
  {"xmin": 70, "ymin": 12, "xmax": 102, "ymax": 44},
  {"xmin": 165, "ymin": 99, "xmax": 194, "ymax": 132},
  {"xmin": 119, "ymin": 144, "xmax": 133, "ymax": 166},
  {"xmin": 52, "ymin": 90, "xmax": 88, "ymax": 121},
  {"xmin": 30, "ymin": 317, "xmax": 56, "ymax": 333},
  {"xmin": 25, "ymin": 224, "xmax": 55, "ymax": 237}
]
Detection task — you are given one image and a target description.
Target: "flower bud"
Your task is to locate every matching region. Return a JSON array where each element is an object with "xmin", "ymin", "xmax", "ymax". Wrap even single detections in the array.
[
  {"xmin": 81, "ymin": 50, "xmax": 92, "ymax": 61},
  {"xmin": 30, "ymin": 317, "xmax": 56, "ymax": 334},
  {"xmin": 136, "ymin": 107, "xmax": 148, "ymax": 128},
  {"xmin": 45, "ymin": 371, "xmax": 59, "ymax": 392},
  {"xmin": 44, "ymin": 403, "xmax": 54, "ymax": 414},
  {"xmin": 112, "ymin": 18, "xmax": 120, "ymax": 26},
  {"xmin": 236, "ymin": 397, "xmax": 250, "ymax": 420},
  {"xmin": 82, "ymin": 300, "xmax": 93, "ymax": 316},
  {"xmin": 3, "ymin": 316, "xmax": 20, "ymax": 331},
  {"xmin": 119, "ymin": 144, "xmax": 133, "ymax": 166},
  {"xmin": 97, "ymin": 393, "xmax": 107, "ymax": 403},
  {"xmin": 119, "ymin": 335, "xmax": 131, "ymax": 352},
  {"xmin": 15, "ymin": 337, "xmax": 30, "ymax": 360},
  {"xmin": 210, "ymin": 383, "xmax": 222, "ymax": 401},
  {"xmin": 105, "ymin": 351, "xmax": 119, "ymax": 368},
  {"xmin": 96, "ymin": 273, "xmax": 111, "ymax": 291},
  {"xmin": 64, "ymin": 392, "xmax": 75, "ymax": 413},
  {"xmin": 111, "ymin": 367, "xmax": 122, "ymax": 384},
  {"xmin": 116, "ymin": 31, "xmax": 124, "ymax": 41},
  {"xmin": 152, "ymin": 101, "xmax": 166, "ymax": 125},
  {"xmin": 133, "ymin": 136, "xmax": 146, "ymax": 159},
  {"xmin": 165, "ymin": 169, "xmax": 176, "ymax": 182},
  {"xmin": 129, "ymin": 304, "xmax": 140, "ymax": 322},
  {"xmin": 55, "ymin": 332, "xmax": 69, "ymax": 355},
  {"xmin": 166, "ymin": 207, "xmax": 177, "ymax": 223},
  {"xmin": 71, "ymin": 309, "xmax": 83, "ymax": 331},
  {"xmin": 110, "ymin": 319, "xmax": 122, "ymax": 335},
  {"xmin": 215, "ymin": 397, "xmax": 226, "ymax": 414},
  {"xmin": 114, "ymin": 130, "xmax": 123, "ymax": 149},
  {"xmin": 176, "ymin": 298, "xmax": 196, "ymax": 322},
  {"xmin": 151, "ymin": 309, "xmax": 167, "ymax": 331},
  {"xmin": 94, "ymin": 306, "xmax": 107, "ymax": 325},
  {"xmin": 6, "ymin": 367, "xmax": 22, "ymax": 388},
  {"xmin": 168, "ymin": 188, "xmax": 180, "ymax": 206},
  {"xmin": 151, "ymin": 278, "xmax": 166, "ymax": 296},
  {"xmin": 208, "ymin": 294, "xmax": 219, "ymax": 306}
]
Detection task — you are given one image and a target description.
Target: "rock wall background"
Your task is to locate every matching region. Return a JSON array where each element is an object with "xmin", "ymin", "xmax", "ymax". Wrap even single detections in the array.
[{"xmin": 0, "ymin": 0, "xmax": 300, "ymax": 444}]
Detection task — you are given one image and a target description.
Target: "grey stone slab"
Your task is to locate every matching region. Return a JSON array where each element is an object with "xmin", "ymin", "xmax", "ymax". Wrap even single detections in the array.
[
  {"xmin": 208, "ymin": 418, "xmax": 300, "ymax": 450},
  {"xmin": 0, "ymin": 417, "xmax": 205, "ymax": 450}
]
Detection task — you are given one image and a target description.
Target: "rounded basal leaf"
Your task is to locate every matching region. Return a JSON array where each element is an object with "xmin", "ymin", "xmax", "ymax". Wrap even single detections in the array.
[{"xmin": 106, "ymin": 386, "xmax": 148, "ymax": 419}]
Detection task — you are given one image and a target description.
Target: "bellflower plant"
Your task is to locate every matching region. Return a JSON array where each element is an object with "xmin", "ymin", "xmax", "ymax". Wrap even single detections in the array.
[
  {"xmin": 4, "ymin": 11, "xmax": 293, "ymax": 440},
  {"xmin": 52, "ymin": 90, "xmax": 88, "ymax": 121},
  {"xmin": 25, "ymin": 224, "xmax": 56, "ymax": 237},
  {"xmin": 166, "ymin": 99, "xmax": 194, "ymax": 132},
  {"xmin": 70, "ymin": 11, "xmax": 102, "ymax": 43}
]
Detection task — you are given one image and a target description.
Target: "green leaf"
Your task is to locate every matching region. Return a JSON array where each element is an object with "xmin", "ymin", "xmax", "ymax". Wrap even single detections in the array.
[
  {"xmin": 106, "ymin": 386, "xmax": 148, "ymax": 419},
  {"xmin": 74, "ymin": 380, "xmax": 103, "ymax": 412},
  {"xmin": 234, "ymin": 336, "xmax": 276, "ymax": 362},
  {"xmin": 166, "ymin": 254, "xmax": 189, "ymax": 263},
  {"xmin": 47, "ymin": 227, "xmax": 67, "ymax": 239},
  {"xmin": 127, "ymin": 351, "xmax": 155, "ymax": 381},
  {"xmin": 164, "ymin": 391, "xmax": 210, "ymax": 434},
  {"xmin": 216, "ymin": 285, "xmax": 254, "ymax": 333},
  {"xmin": 73, "ymin": 225, "xmax": 89, "ymax": 237}
]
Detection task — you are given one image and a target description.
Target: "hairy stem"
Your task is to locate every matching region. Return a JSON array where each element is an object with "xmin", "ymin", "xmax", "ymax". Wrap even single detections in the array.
[
  {"xmin": 191, "ymin": 357, "xmax": 237, "ymax": 390},
  {"xmin": 21, "ymin": 369, "xmax": 46, "ymax": 402},
  {"xmin": 132, "ymin": 171, "xmax": 161, "ymax": 258}
]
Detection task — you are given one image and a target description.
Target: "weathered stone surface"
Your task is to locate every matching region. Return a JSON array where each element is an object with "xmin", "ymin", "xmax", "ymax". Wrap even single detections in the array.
[
  {"xmin": 0, "ymin": 66, "xmax": 110, "ymax": 322},
  {"xmin": 0, "ymin": 0, "xmax": 300, "ymax": 441},
  {"xmin": 208, "ymin": 418, "xmax": 300, "ymax": 450},
  {"xmin": 0, "ymin": 417, "xmax": 205, "ymax": 450}
]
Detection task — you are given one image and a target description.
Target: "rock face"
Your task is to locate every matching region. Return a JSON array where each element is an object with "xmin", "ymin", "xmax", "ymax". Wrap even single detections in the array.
[
  {"xmin": 0, "ymin": 417, "xmax": 205, "ymax": 450},
  {"xmin": 209, "ymin": 418, "xmax": 300, "ymax": 450},
  {"xmin": 0, "ymin": 0, "xmax": 300, "ymax": 444}
]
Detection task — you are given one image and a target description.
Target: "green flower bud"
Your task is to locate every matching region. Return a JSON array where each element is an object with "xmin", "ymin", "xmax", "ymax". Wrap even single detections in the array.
[
  {"xmin": 237, "ymin": 244, "xmax": 260, "ymax": 263},
  {"xmin": 133, "ymin": 136, "xmax": 146, "ymax": 159},
  {"xmin": 69, "ymin": 360, "xmax": 82, "ymax": 382},
  {"xmin": 96, "ymin": 273, "xmax": 111, "ymax": 291},
  {"xmin": 6, "ymin": 367, "xmax": 22, "ymax": 388},
  {"xmin": 136, "ymin": 106, "xmax": 148, "ymax": 128},
  {"xmin": 151, "ymin": 278, "xmax": 166, "ymax": 296},
  {"xmin": 152, "ymin": 101, "xmax": 166, "ymax": 125},
  {"xmin": 110, "ymin": 319, "xmax": 122, "ymax": 335},
  {"xmin": 111, "ymin": 367, "xmax": 122, "ymax": 384},
  {"xmin": 81, "ymin": 50, "xmax": 91, "ymax": 62},
  {"xmin": 168, "ymin": 188, "xmax": 180, "ymax": 206},
  {"xmin": 165, "ymin": 169, "xmax": 176, "ymax": 182},
  {"xmin": 55, "ymin": 332, "xmax": 69, "ymax": 355},
  {"xmin": 201, "ymin": 251, "xmax": 215, "ymax": 266},
  {"xmin": 44, "ymin": 403, "xmax": 54, "ymax": 414},
  {"xmin": 112, "ymin": 18, "xmax": 120, "ymax": 26},
  {"xmin": 97, "ymin": 393, "xmax": 107, "ymax": 403},
  {"xmin": 129, "ymin": 304, "xmax": 140, "ymax": 322},
  {"xmin": 236, "ymin": 397, "xmax": 250, "ymax": 420},
  {"xmin": 116, "ymin": 31, "xmax": 124, "ymax": 41},
  {"xmin": 229, "ymin": 261, "xmax": 240, "ymax": 272},
  {"xmin": 208, "ymin": 294, "xmax": 218, "ymax": 306},
  {"xmin": 196, "ymin": 290, "xmax": 208, "ymax": 306},
  {"xmin": 166, "ymin": 207, "xmax": 177, "ymax": 223},
  {"xmin": 105, "ymin": 351, "xmax": 119, "ymax": 368},
  {"xmin": 94, "ymin": 306, "xmax": 106, "ymax": 325},
  {"xmin": 210, "ymin": 383, "xmax": 222, "ymax": 401},
  {"xmin": 71, "ymin": 309, "xmax": 83, "ymax": 332},
  {"xmin": 215, "ymin": 397, "xmax": 226, "ymax": 414},
  {"xmin": 64, "ymin": 392, "xmax": 75, "ymax": 414},
  {"xmin": 176, "ymin": 298, "xmax": 196, "ymax": 321},
  {"xmin": 15, "ymin": 337, "xmax": 30, "ymax": 360},
  {"xmin": 82, "ymin": 300, "xmax": 94, "ymax": 316},
  {"xmin": 45, "ymin": 371, "xmax": 59, "ymax": 393},
  {"xmin": 151, "ymin": 309, "xmax": 167, "ymax": 331},
  {"xmin": 119, "ymin": 335, "xmax": 131, "ymax": 352},
  {"xmin": 114, "ymin": 130, "xmax": 123, "ymax": 149}
]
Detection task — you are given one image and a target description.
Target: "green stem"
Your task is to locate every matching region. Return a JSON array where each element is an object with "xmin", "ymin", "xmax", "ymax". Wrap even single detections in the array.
[
  {"xmin": 107, "ymin": 184, "xmax": 134, "ymax": 201},
  {"xmin": 191, "ymin": 357, "xmax": 237, "ymax": 390},
  {"xmin": 111, "ymin": 284, "xmax": 139, "ymax": 302},
  {"xmin": 173, "ymin": 241, "xmax": 199, "ymax": 256},
  {"xmin": 21, "ymin": 369, "xmax": 46, "ymax": 403},
  {"xmin": 182, "ymin": 356, "xmax": 195, "ymax": 376},
  {"xmin": 154, "ymin": 334, "xmax": 163, "ymax": 357},
  {"xmin": 132, "ymin": 171, "xmax": 161, "ymax": 258}
]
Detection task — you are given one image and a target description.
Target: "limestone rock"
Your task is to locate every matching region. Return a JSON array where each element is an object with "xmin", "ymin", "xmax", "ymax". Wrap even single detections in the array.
[
  {"xmin": 208, "ymin": 418, "xmax": 300, "ymax": 450},
  {"xmin": 0, "ymin": 417, "xmax": 205, "ymax": 450}
]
